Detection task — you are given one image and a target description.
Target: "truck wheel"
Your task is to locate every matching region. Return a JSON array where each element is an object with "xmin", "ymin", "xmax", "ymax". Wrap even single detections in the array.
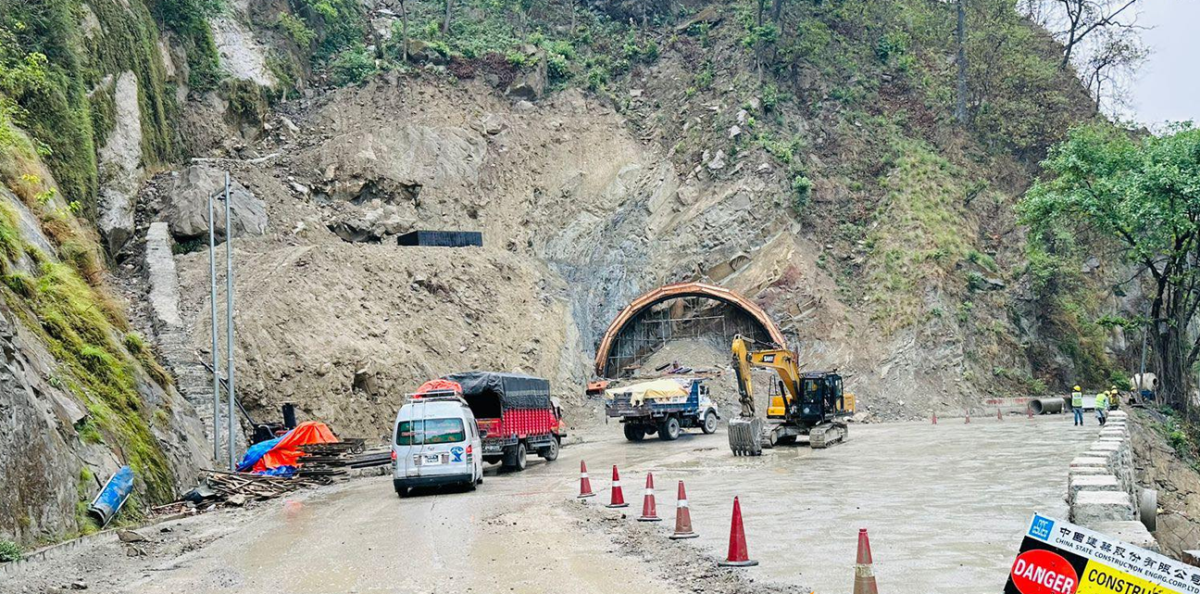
[
  {"xmin": 514, "ymin": 443, "xmax": 527, "ymax": 470},
  {"xmin": 538, "ymin": 437, "xmax": 560, "ymax": 461},
  {"xmin": 396, "ymin": 487, "xmax": 411, "ymax": 498},
  {"xmin": 701, "ymin": 411, "xmax": 718, "ymax": 434},
  {"xmin": 623, "ymin": 424, "xmax": 646, "ymax": 441},
  {"xmin": 659, "ymin": 417, "xmax": 681, "ymax": 441}
]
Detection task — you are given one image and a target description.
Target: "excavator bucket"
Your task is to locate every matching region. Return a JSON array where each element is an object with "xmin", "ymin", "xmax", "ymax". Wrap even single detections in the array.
[{"xmin": 728, "ymin": 417, "xmax": 764, "ymax": 456}]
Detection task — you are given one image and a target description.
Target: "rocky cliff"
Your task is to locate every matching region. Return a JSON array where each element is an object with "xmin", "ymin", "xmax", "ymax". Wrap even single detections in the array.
[{"xmin": 0, "ymin": 0, "xmax": 1142, "ymax": 546}]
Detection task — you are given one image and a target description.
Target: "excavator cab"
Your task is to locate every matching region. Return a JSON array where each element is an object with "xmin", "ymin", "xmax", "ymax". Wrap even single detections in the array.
[{"xmin": 797, "ymin": 373, "xmax": 844, "ymax": 424}]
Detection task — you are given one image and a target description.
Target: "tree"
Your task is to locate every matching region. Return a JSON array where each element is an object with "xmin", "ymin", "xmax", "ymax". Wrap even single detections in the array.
[
  {"xmin": 955, "ymin": 0, "xmax": 968, "ymax": 124},
  {"xmin": 1080, "ymin": 27, "xmax": 1147, "ymax": 115},
  {"xmin": 1050, "ymin": 0, "xmax": 1140, "ymax": 68},
  {"xmin": 1020, "ymin": 124, "xmax": 1200, "ymax": 414},
  {"xmin": 442, "ymin": 0, "xmax": 452, "ymax": 35}
]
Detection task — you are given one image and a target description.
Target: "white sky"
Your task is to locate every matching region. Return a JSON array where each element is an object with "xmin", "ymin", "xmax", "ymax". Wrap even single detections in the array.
[{"xmin": 1128, "ymin": 0, "xmax": 1200, "ymax": 126}]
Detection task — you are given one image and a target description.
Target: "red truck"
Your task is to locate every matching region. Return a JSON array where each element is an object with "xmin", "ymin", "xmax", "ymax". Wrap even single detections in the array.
[{"xmin": 443, "ymin": 372, "xmax": 565, "ymax": 471}]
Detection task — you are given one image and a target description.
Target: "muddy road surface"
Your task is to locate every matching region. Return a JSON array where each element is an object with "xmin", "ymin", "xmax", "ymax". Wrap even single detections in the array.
[{"xmin": 2, "ymin": 416, "xmax": 1093, "ymax": 594}]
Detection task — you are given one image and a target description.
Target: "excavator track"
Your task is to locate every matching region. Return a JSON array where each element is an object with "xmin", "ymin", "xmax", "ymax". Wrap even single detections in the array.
[
  {"xmin": 809, "ymin": 421, "xmax": 848, "ymax": 449},
  {"xmin": 728, "ymin": 417, "xmax": 764, "ymax": 456}
]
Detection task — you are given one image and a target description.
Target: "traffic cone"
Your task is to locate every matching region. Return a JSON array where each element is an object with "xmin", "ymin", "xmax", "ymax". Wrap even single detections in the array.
[
  {"xmin": 577, "ymin": 461, "xmax": 595, "ymax": 498},
  {"xmin": 717, "ymin": 497, "xmax": 758, "ymax": 567},
  {"xmin": 931, "ymin": 412, "xmax": 937, "ymax": 425},
  {"xmin": 607, "ymin": 465, "xmax": 629, "ymax": 508},
  {"xmin": 669, "ymin": 481, "xmax": 698, "ymax": 539},
  {"xmin": 637, "ymin": 473, "xmax": 661, "ymax": 522},
  {"xmin": 997, "ymin": 407, "xmax": 1004, "ymax": 421},
  {"xmin": 853, "ymin": 528, "xmax": 880, "ymax": 594}
]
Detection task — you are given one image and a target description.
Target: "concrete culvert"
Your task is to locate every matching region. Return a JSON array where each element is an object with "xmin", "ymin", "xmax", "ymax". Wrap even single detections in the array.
[{"xmin": 1029, "ymin": 397, "xmax": 1064, "ymax": 415}]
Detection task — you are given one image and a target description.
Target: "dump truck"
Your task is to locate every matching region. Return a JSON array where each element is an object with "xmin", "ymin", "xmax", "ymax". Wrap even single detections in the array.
[
  {"xmin": 605, "ymin": 377, "xmax": 720, "ymax": 441},
  {"xmin": 443, "ymin": 371, "xmax": 565, "ymax": 471}
]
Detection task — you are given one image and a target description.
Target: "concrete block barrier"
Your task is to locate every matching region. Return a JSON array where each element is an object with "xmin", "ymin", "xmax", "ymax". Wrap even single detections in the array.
[
  {"xmin": 1072, "ymin": 491, "xmax": 1135, "ymax": 524},
  {"xmin": 1070, "ymin": 456, "xmax": 1109, "ymax": 469},
  {"xmin": 1092, "ymin": 521, "xmax": 1159, "ymax": 552},
  {"xmin": 1068, "ymin": 474, "xmax": 1121, "ymax": 503}
]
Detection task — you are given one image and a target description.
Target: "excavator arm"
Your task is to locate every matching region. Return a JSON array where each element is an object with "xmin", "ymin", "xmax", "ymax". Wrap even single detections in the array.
[{"xmin": 731, "ymin": 336, "xmax": 800, "ymax": 419}]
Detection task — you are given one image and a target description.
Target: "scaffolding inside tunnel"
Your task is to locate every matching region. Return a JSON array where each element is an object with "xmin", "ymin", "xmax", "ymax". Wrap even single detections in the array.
[{"xmin": 602, "ymin": 297, "xmax": 774, "ymax": 377}]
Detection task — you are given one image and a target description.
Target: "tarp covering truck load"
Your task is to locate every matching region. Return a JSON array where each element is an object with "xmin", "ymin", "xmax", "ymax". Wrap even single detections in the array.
[{"xmin": 443, "ymin": 372, "xmax": 565, "ymax": 471}]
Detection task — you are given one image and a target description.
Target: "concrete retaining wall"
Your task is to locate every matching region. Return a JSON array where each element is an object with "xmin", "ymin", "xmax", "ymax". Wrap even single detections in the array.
[{"xmin": 1066, "ymin": 410, "xmax": 1159, "ymax": 551}]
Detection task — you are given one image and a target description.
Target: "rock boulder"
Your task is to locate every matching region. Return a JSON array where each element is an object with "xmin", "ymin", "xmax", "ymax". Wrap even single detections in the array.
[{"xmin": 163, "ymin": 165, "xmax": 268, "ymax": 241}]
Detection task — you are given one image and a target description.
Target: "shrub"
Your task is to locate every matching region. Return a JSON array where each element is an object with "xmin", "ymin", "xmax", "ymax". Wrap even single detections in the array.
[
  {"xmin": 329, "ymin": 46, "xmax": 376, "ymax": 86},
  {"xmin": 277, "ymin": 12, "xmax": 316, "ymax": 49},
  {"xmin": 0, "ymin": 540, "xmax": 20, "ymax": 562},
  {"xmin": 791, "ymin": 175, "xmax": 813, "ymax": 212}
]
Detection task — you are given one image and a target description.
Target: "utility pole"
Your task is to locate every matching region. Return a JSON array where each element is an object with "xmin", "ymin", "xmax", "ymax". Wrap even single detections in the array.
[
  {"xmin": 955, "ymin": 0, "xmax": 969, "ymax": 124},
  {"xmin": 207, "ymin": 190, "xmax": 222, "ymax": 462},
  {"xmin": 224, "ymin": 173, "xmax": 237, "ymax": 471}
]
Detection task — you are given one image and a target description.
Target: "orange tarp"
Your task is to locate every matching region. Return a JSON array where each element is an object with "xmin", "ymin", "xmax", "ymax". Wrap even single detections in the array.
[
  {"xmin": 414, "ymin": 379, "xmax": 462, "ymax": 396},
  {"xmin": 252, "ymin": 421, "xmax": 338, "ymax": 472}
]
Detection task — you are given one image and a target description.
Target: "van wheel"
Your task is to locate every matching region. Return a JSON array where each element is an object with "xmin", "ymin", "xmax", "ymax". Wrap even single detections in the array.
[
  {"xmin": 702, "ymin": 411, "xmax": 718, "ymax": 434},
  {"xmin": 659, "ymin": 417, "xmax": 681, "ymax": 441},
  {"xmin": 538, "ymin": 438, "xmax": 560, "ymax": 461},
  {"xmin": 396, "ymin": 487, "xmax": 410, "ymax": 498}
]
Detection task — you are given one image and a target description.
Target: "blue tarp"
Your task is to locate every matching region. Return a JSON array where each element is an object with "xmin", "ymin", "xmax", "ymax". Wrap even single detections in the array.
[{"xmin": 237, "ymin": 435, "xmax": 285, "ymax": 472}]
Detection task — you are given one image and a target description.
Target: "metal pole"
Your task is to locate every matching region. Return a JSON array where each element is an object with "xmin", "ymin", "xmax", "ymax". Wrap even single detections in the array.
[
  {"xmin": 208, "ymin": 191, "xmax": 221, "ymax": 462},
  {"xmin": 224, "ymin": 172, "xmax": 236, "ymax": 471},
  {"xmin": 1138, "ymin": 323, "xmax": 1148, "ymax": 391}
]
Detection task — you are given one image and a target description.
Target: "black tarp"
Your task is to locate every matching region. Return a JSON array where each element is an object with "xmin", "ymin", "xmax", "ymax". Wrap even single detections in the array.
[
  {"xmin": 398, "ymin": 231, "xmax": 483, "ymax": 248},
  {"xmin": 444, "ymin": 372, "xmax": 551, "ymax": 410}
]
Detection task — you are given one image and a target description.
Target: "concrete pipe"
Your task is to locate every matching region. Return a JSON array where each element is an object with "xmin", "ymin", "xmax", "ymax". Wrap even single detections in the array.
[
  {"xmin": 1029, "ymin": 397, "xmax": 1065, "ymax": 415},
  {"xmin": 1139, "ymin": 489, "xmax": 1158, "ymax": 532}
]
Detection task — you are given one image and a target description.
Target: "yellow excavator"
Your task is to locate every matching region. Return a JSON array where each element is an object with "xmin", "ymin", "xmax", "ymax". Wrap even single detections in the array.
[{"xmin": 727, "ymin": 336, "xmax": 855, "ymax": 456}]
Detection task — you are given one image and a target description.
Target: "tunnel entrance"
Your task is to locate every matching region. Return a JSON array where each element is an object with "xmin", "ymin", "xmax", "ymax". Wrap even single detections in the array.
[{"xmin": 594, "ymin": 282, "xmax": 786, "ymax": 378}]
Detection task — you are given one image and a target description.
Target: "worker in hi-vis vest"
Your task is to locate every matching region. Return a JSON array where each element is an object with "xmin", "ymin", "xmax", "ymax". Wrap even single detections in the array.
[
  {"xmin": 1095, "ymin": 390, "xmax": 1110, "ymax": 426},
  {"xmin": 1072, "ymin": 386, "xmax": 1084, "ymax": 426}
]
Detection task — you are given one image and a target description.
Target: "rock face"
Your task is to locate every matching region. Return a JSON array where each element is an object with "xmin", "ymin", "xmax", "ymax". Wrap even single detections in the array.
[
  {"xmin": 209, "ymin": 16, "xmax": 275, "ymax": 88},
  {"xmin": 299, "ymin": 123, "xmax": 486, "ymax": 204},
  {"xmin": 97, "ymin": 71, "xmax": 144, "ymax": 255},
  {"xmin": 163, "ymin": 165, "xmax": 268, "ymax": 241}
]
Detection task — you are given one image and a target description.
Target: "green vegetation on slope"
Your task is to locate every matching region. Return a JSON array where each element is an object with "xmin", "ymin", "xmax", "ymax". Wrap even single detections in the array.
[{"xmin": 1, "ymin": 0, "xmax": 183, "ymax": 220}]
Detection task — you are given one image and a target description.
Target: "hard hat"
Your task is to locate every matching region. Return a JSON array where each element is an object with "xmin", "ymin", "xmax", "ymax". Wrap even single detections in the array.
[
  {"xmin": 1110, "ymin": 386, "xmax": 1117, "ymax": 390},
  {"xmin": 1073, "ymin": 386, "xmax": 1081, "ymax": 391}
]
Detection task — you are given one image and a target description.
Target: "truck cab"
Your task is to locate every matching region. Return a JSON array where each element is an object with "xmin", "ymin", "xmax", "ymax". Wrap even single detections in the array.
[{"xmin": 392, "ymin": 396, "xmax": 483, "ymax": 497}]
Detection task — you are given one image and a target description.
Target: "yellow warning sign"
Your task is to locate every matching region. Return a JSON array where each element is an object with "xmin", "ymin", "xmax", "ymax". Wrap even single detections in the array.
[{"xmin": 1077, "ymin": 561, "xmax": 1179, "ymax": 594}]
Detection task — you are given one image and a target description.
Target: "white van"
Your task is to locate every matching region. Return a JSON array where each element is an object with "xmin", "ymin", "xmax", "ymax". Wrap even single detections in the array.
[{"xmin": 392, "ymin": 396, "xmax": 484, "ymax": 497}]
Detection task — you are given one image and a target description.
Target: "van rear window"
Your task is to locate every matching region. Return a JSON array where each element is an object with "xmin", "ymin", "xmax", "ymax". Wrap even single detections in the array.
[{"xmin": 396, "ymin": 418, "xmax": 466, "ymax": 445}]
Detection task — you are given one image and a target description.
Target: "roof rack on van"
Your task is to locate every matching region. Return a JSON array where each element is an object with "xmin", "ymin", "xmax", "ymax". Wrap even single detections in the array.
[{"xmin": 407, "ymin": 391, "xmax": 466, "ymax": 404}]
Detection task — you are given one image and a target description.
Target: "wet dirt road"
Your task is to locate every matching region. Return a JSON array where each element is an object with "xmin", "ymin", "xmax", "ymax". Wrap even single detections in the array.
[{"xmin": 2, "ymin": 415, "xmax": 1094, "ymax": 594}]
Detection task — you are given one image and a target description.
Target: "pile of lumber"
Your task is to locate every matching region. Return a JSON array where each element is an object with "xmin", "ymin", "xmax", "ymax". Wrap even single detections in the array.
[
  {"xmin": 203, "ymin": 470, "xmax": 323, "ymax": 504},
  {"xmin": 296, "ymin": 440, "xmax": 390, "ymax": 479}
]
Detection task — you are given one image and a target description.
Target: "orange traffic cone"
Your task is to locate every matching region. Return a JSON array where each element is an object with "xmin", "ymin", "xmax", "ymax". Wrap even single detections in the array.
[
  {"xmin": 997, "ymin": 408, "xmax": 1004, "ymax": 421},
  {"xmin": 669, "ymin": 481, "xmax": 697, "ymax": 539},
  {"xmin": 637, "ymin": 473, "xmax": 661, "ymax": 522},
  {"xmin": 931, "ymin": 412, "xmax": 937, "ymax": 425},
  {"xmin": 853, "ymin": 528, "xmax": 880, "ymax": 594},
  {"xmin": 717, "ymin": 497, "xmax": 758, "ymax": 567},
  {"xmin": 607, "ymin": 465, "xmax": 629, "ymax": 508},
  {"xmin": 578, "ymin": 461, "xmax": 595, "ymax": 499}
]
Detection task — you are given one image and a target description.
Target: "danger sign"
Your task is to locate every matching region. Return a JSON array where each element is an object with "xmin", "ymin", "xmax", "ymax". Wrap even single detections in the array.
[
  {"xmin": 1005, "ymin": 514, "xmax": 1200, "ymax": 594},
  {"xmin": 1011, "ymin": 549, "xmax": 1079, "ymax": 594}
]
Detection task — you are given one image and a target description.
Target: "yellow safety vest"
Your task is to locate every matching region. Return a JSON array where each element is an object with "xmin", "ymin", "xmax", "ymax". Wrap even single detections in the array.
[
  {"xmin": 1095, "ymin": 394, "xmax": 1108, "ymax": 410},
  {"xmin": 1072, "ymin": 391, "xmax": 1083, "ymax": 407}
]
